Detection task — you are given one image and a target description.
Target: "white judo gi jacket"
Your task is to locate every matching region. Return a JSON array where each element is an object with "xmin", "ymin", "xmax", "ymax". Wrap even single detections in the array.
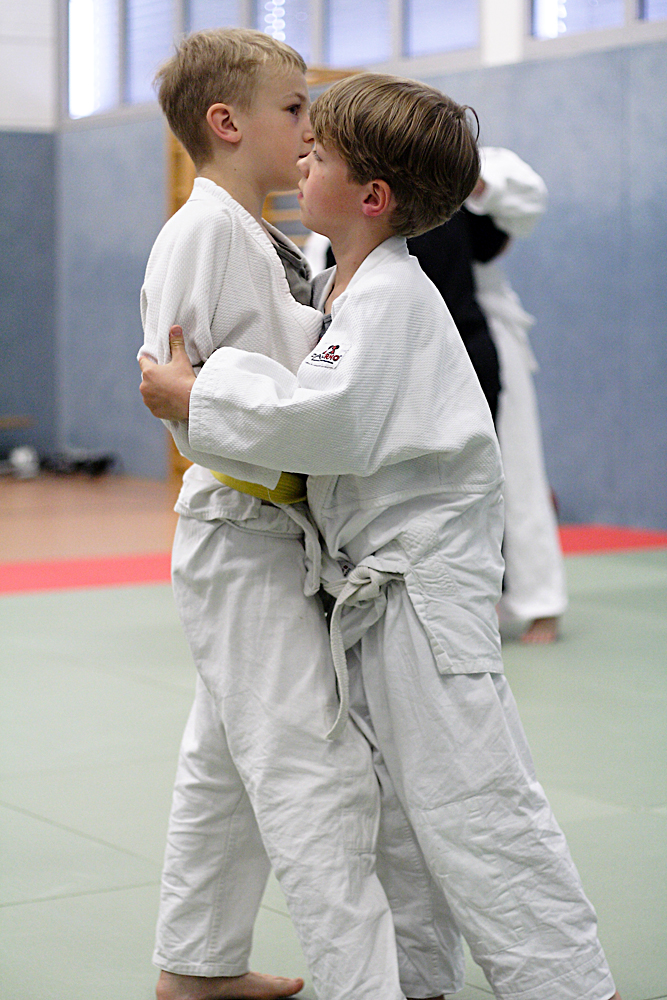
[
  {"xmin": 187, "ymin": 236, "xmax": 506, "ymax": 680},
  {"xmin": 139, "ymin": 176, "xmax": 324, "ymax": 517}
]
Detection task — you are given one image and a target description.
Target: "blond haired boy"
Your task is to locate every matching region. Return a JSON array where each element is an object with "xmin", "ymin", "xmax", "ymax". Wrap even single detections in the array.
[
  {"xmin": 139, "ymin": 31, "xmax": 418, "ymax": 1000},
  {"xmin": 142, "ymin": 74, "xmax": 621, "ymax": 1000}
]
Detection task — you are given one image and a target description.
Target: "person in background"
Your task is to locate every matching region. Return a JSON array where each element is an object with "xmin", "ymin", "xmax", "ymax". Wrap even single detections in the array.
[
  {"xmin": 465, "ymin": 146, "xmax": 567, "ymax": 643},
  {"xmin": 407, "ymin": 198, "xmax": 501, "ymax": 421}
]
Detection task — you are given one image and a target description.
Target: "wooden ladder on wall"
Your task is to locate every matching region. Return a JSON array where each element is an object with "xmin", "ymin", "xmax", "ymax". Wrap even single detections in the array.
[{"xmin": 165, "ymin": 67, "xmax": 357, "ymax": 482}]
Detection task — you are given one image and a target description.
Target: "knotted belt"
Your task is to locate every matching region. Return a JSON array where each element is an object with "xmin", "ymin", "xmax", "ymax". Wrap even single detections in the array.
[
  {"xmin": 212, "ymin": 469, "xmax": 399, "ymax": 740},
  {"xmin": 323, "ymin": 565, "xmax": 401, "ymax": 740}
]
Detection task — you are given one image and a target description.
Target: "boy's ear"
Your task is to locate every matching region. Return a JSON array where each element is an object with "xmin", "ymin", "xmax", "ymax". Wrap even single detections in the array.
[
  {"xmin": 206, "ymin": 103, "xmax": 243, "ymax": 144},
  {"xmin": 361, "ymin": 179, "xmax": 395, "ymax": 219}
]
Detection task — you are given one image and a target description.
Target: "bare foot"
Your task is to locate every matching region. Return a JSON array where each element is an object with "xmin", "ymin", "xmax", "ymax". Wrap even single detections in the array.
[
  {"xmin": 521, "ymin": 616, "xmax": 559, "ymax": 644},
  {"xmin": 156, "ymin": 970, "xmax": 304, "ymax": 1000}
]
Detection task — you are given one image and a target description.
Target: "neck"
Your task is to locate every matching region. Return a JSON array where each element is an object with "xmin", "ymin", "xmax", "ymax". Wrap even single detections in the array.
[
  {"xmin": 198, "ymin": 159, "xmax": 267, "ymax": 225},
  {"xmin": 327, "ymin": 225, "xmax": 395, "ymax": 305}
]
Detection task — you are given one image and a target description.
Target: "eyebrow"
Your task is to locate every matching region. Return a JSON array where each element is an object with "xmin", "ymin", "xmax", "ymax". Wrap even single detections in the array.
[{"xmin": 283, "ymin": 91, "xmax": 309, "ymax": 104}]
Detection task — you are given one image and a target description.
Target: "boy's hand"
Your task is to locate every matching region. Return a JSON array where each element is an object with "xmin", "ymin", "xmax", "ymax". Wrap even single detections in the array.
[{"xmin": 139, "ymin": 327, "xmax": 196, "ymax": 421}]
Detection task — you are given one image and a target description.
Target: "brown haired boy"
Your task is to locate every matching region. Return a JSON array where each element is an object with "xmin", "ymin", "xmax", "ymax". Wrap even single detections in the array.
[
  {"xmin": 141, "ymin": 72, "xmax": 621, "ymax": 1000},
  {"xmin": 139, "ymin": 35, "xmax": 420, "ymax": 1000}
]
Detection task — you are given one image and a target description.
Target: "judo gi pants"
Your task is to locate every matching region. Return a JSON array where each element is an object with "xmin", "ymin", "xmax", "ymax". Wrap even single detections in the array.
[
  {"xmin": 348, "ymin": 579, "xmax": 616, "ymax": 1000},
  {"xmin": 154, "ymin": 511, "xmax": 458, "ymax": 1000},
  {"xmin": 494, "ymin": 323, "xmax": 568, "ymax": 623}
]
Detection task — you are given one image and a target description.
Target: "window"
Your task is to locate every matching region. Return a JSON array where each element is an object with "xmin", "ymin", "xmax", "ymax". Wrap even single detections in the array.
[
  {"xmin": 255, "ymin": 0, "xmax": 312, "ymax": 63},
  {"xmin": 533, "ymin": 0, "xmax": 624, "ymax": 38},
  {"xmin": 68, "ymin": 0, "xmax": 176, "ymax": 116},
  {"xmin": 68, "ymin": 0, "xmax": 316, "ymax": 118},
  {"xmin": 187, "ymin": 0, "xmax": 242, "ymax": 31},
  {"xmin": 69, "ymin": 0, "xmax": 120, "ymax": 117},
  {"xmin": 68, "ymin": 0, "xmax": 665, "ymax": 119},
  {"xmin": 126, "ymin": 0, "xmax": 175, "ymax": 104},
  {"xmin": 326, "ymin": 0, "xmax": 392, "ymax": 66},
  {"xmin": 640, "ymin": 0, "xmax": 667, "ymax": 18},
  {"xmin": 404, "ymin": 0, "xmax": 478, "ymax": 57}
]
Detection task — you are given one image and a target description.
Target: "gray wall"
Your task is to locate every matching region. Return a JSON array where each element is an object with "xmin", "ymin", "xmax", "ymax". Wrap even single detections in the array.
[
  {"xmin": 56, "ymin": 115, "xmax": 169, "ymax": 477},
  {"xmin": 427, "ymin": 39, "xmax": 667, "ymax": 530},
  {"xmin": 0, "ymin": 132, "xmax": 57, "ymax": 458}
]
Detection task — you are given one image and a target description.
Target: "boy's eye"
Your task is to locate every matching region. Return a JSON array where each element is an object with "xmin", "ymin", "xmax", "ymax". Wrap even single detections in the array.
[{"xmin": 287, "ymin": 103, "xmax": 302, "ymax": 116}]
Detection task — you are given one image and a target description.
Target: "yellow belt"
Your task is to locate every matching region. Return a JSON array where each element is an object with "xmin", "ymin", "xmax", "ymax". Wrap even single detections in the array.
[{"xmin": 211, "ymin": 470, "xmax": 307, "ymax": 504}]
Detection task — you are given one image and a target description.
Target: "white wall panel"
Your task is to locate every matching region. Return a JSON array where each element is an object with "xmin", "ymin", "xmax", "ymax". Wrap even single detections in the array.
[
  {"xmin": 0, "ymin": 0, "xmax": 54, "ymax": 38},
  {"xmin": 480, "ymin": 0, "xmax": 524, "ymax": 64},
  {"xmin": 0, "ymin": 38, "xmax": 57, "ymax": 129},
  {"xmin": 0, "ymin": 0, "xmax": 57, "ymax": 130}
]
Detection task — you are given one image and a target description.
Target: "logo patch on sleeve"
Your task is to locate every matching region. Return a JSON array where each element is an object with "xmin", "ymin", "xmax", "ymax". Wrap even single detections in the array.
[{"xmin": 305, "ymin": 343, "xmax": 350, "ymax": 369}]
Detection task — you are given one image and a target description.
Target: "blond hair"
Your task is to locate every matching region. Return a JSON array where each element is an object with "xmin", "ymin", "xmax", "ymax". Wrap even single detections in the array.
[
  {"xmin": 310, "ymin": 73, "xmax": 480, "ymax": 237},
  {"xmin": 155, "ymin": 28, "xmax": 307, "ymax": 167}
]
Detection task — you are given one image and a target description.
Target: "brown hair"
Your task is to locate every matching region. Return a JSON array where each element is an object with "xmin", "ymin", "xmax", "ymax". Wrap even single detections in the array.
[
  {"xmin": 309, "ymin": 73, "xmax": 480, "ymax": 237},
  {"xmin": 155, "ymin": 28, "xmax": 307, "ymax": 167}
]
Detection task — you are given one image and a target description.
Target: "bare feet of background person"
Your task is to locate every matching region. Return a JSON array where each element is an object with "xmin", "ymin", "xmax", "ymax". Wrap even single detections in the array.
[{"xmin": 521, "ymin": 616, "xmax": 559, "ymax": 644}]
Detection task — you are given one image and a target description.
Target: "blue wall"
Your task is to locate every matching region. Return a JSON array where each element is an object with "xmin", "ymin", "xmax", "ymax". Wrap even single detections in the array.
[
  {"xmin": 56, "ymin": 115, "xmax": 169, "ymax": 478},
  {"xmin": 2, "ymin": 38, "xmax": 666, "ymax": 526},
  {"xmin": 0, "ymin": 132, "xmax": 57, "ymax": 458},
  {"xmin": 427, "ymin": 40, "xmax": 667, "ymax": 530}
]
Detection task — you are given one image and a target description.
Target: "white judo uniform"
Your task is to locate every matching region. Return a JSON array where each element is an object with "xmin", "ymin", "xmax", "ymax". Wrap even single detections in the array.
[
  {"xmin": 139, "ymin": 178, "xmax": 428, "ymax": 1000},
  {"xmin": 466, "ymin": 148, "xmax": 568, "ymax": 624},
  {"xmin": 187, "ymin": 236, "xmax": 616, "ymax": 1000}
]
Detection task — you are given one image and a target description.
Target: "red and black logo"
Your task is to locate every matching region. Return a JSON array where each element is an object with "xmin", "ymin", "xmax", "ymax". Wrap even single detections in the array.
[{"xmin": 306, "ymin": 342, "xmax": 349, "ymax": 369}]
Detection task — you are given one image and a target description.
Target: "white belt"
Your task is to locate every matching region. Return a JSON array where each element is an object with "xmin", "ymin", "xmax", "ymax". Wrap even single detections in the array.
[
  {"xmin": 272, "ymin": 512, "xmax": 401, "ymax": 742},
  {"xmin": 323, "ymin": 565, "xmax": 401, "ymax": 740}
]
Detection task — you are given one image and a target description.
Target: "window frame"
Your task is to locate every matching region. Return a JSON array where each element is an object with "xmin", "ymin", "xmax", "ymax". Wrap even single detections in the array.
[
  {"xmin": 59, "ymin": 0, "xmax": 667, "ymax": 126},
  {"xmin": 525, "ymin": 0, "xmax": 667, "ymax": 60}
]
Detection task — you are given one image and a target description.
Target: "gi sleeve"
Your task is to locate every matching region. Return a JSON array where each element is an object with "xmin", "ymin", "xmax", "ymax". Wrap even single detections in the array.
[
  {"xmin": 138, "ymin": 205, "xmax": 283, "ymax": 489},
  {"xmin": 187, "ymin": 273, "xmax": 452, "ymax": 477},
  {"xmin": 465, "ymin": 147, "xmax": 548, "ymax": 239},
  {"xmin": 139, "ymin": 208, "xmax": 232, "ymax": 367}
]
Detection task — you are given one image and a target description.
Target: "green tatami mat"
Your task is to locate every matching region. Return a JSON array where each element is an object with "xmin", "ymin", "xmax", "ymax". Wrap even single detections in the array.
[{"xmin": 1, "ymin": 551, "xmax": 666, "ymax": 999}]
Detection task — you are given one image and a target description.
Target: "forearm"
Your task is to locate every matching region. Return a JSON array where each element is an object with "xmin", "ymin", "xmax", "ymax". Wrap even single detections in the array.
[
  {"xmin": 169, "ymin": 419, "xmax": 282, "ymax": 489},
  {"xmin": 187, "ymin": 280, "xmax": 458, "ymax": 480},
  {"xmin": 188, "ymin": 347, "xmax": 391, "ymax": 478}
]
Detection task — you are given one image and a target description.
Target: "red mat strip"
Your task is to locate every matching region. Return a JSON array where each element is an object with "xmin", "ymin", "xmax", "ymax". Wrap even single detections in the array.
[
  {"xmin": 1, "ymin": 527, "xmax": 666, "ymax": 595},
  {"xmin": 0, "ymin": 552, "xmax": 172, "ymax": 594},
  {"xmin": 558, "ymin": 524, "xmax": 667, "ymax": 554}
]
